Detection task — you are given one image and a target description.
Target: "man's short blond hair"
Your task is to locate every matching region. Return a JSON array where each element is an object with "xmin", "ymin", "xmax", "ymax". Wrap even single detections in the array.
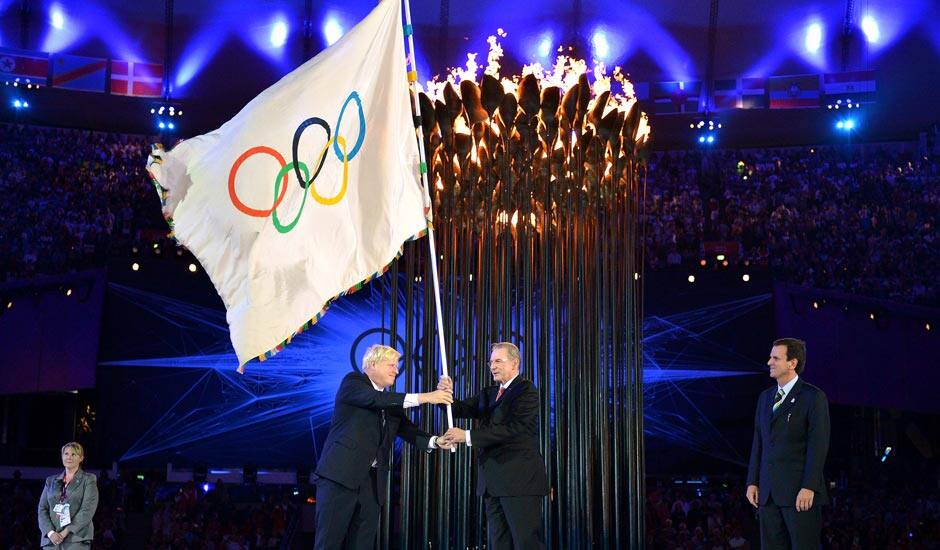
[
  {"xmin": 491, "ymin": 342, "xmax": 521, "ymax": 364},
  {"xmin": 362, "ymin": 344, "xmax": 402, "ymax": 370},
  {"xmin": 61, "ymin": 441, "xmax": 85, "ymax": 460}
]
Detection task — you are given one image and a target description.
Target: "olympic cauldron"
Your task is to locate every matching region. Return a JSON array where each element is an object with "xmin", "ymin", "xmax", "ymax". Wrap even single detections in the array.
[{"xmin": 390, "ymin": 46, "xmax": 652, "ymax": 549}]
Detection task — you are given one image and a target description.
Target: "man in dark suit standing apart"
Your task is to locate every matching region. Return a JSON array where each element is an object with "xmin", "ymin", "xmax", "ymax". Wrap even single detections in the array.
[
  {"xmin": 439, "ymin": 342, "xmax": 549, "ymax": 550},
  {"xmin": 746, "ymin": 338, "xmax": 830, "ymax": 549},
  {"xmin": 314, "ymin": 344, "xmax": 455, "ymax": 550}
]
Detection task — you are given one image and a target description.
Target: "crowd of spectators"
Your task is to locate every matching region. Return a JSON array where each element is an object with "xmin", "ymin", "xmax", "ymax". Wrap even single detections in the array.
[
  {"xmin": 0, "ymin": 471, "xmax": 36, "ymax": 549},
  {"xmin": 647, "ymin": 476, "xmax": 940, "ymax": 549},
  {"xmin": 146, "ymin": 480, "xmax": 294, "ymax": 550},
  {"xmin": 645, "ymin": 144, "xmax": 939, "ymax": 306},
  {"xmin": 1, "ymin": 123, "xmax": 937, "ymax": 305},
  {"xmin": 0, "ymin": 123, "xmax": 162, "ymax": 281}
]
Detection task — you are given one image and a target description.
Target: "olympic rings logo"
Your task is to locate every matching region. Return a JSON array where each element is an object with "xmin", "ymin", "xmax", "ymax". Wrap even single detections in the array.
[{"xmin": 227, "ymin": 91, "xmax": 366, "ymax": 234}]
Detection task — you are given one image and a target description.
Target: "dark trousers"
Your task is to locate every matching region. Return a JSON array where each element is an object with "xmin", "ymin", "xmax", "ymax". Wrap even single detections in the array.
[
  {"xmin": 759, "ymin": 496, "xmax": 822, "ymax": 550},
  {"xmin": 314, "ymin": 470, "xmax": 380, "ymax": 550},
  {"xmin": 484, "ymin": 494, "xmax": 545, "ymax": 550}
]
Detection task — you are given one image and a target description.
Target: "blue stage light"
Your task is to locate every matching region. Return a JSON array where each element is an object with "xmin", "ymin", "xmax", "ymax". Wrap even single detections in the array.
[
  {"xmin": 861, "ymin": 15, "xmax": 880, "ymax": 44},
  {"xmin": 50, "ymin": 5, "xmax": 66, "ymax": 30},
  {"xmin": 537, "ymin": 34, "xmax": 553, "ymax": 59},
  {"xmin": 835, "ymin": 118, "xmax": 857, "ymax": 132},
  {"xmin": 158, "ymin": 121, "xmax": 166, "ymax": 129},
  {"xmin": 323, "ymin": 16, "xmax": 343, "ymax": 46},
  {"xmin": 12, "ymin": 99, "xmax": 22, "ymax": 109},
  {"xmin": 270, "ymin": 19, "xmax": 288, "ymax": 48},
  {"xmin": 168, "ymin": 122, "xmax": 175, "ymax": 130},
  {"xmin": 698, "ymin": 136, "xmax": 705, "ymax": 143},
  {"xmin": 592, "ymin": 30, "xmax": 610, "ymax": 61},
  {"xmin": 706, "ymin": 135, "xmax": 715, "ymax": 144},
  {"xmin": 805, "ymin": 22, "xmax": 823, "ymax": 54}
]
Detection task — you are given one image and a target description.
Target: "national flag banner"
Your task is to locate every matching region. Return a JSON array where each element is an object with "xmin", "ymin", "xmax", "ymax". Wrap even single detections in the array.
[
  {"xmin": 768, "ymin": 74, "xmax": 820, "ymax": 109},
  {"xmin": 740, "ymin": 77, "xmax": 768, "ymax": 109},
  {"xmin": 823, "ymin": 70, "xmax": 876, "ymax": 104},
  {"xmin": 51, "ymin": 54, "xmax": 107, "ymax": 92},
  {"xmin": 0, "ymin": 47, "xmax": 49, "ymax": 84},
  {"xmin": 110, "ymin": 60, "xmax": 163, "ymax": 97},
  {"xmin": 146, "ymin": 0, "xmax": 426, "ymax": 369},
  {"xmin": 712, "ymin": 78, "xmax": 739, "ymax": 110},
  {"xmin": 651, "ymin": 80, "xmax": 702, "ymax": 114},
  {"xmin": 712, "ymin": 77, "xmax": 767, "ymax": 110}
]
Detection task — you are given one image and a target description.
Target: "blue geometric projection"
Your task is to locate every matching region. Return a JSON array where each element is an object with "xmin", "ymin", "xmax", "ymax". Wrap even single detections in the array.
[
  {"xmin": 102, "ymin": 283, "xmax": 770, "ymax": 465},
  {"xmin": 642, "ymin": 294, "xmax": 773, "ymax": 465}
]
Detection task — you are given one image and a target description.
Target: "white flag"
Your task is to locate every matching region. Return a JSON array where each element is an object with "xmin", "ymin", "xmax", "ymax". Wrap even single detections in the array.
[{"xmin": 147, "ymin": 0, "xmax": 426, "ymax": 369}]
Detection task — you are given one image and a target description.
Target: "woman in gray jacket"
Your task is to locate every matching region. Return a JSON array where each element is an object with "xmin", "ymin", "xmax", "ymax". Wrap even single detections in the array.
[{"xmin": 38, "ymin": 442, "xmax": 99, "ymax": 548}]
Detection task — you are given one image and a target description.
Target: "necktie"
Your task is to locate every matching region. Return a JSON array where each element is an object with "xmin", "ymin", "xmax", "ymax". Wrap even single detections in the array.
[
  {"xmin": 772, "ymin": 388, "xmax": 785, "ymax": 411},
  {"xmin": 495, "ymin": 387, "xmax": 505, "ymax": 402}
]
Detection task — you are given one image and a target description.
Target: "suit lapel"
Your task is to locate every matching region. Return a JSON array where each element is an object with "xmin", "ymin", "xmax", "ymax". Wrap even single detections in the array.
[
  {"xmin": 496, "ymin": 377, "xmax": 525, "ymax": 407},
  {"xmin": 761, "ymin": 388, "xmax": 774, "ymax": 430}
]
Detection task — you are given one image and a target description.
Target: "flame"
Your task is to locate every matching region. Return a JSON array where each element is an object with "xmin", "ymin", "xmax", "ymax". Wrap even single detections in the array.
[
  {"xmin": 510, "ymin": 210, "xmax": 519, "ymax": 227},
  {"xmin": 635, "ymin": 113, "xmax": 651, "ymax": 144},
  {"xmin": 435, "ymin": 174, "xmax": 443, "ymax": 190},
  {"xmin": 454, "ymin": 116, "xmax": 471, "ymax": 135},
  {"xmin": 485, "ymin": 34, "xmax": 504, "ymax": 77},
  {"xmin": 422, "ymin": 30, "xmax": 646, "ymax": 131}
]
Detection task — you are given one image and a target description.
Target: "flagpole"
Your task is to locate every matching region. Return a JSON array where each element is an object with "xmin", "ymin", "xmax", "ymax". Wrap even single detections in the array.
[{"xmin": 402, "ymin": 0, "xmax": 455, "ymax": 435}]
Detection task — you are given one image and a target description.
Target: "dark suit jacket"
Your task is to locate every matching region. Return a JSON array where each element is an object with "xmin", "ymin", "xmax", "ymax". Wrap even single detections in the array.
[
  {"xmin": 38, "ymin": 469, "xmax": 98, "ymax": 546},
  {"xmin": 747, "ymin": 378, "xmax": 830, "ymax": 507},
  {"xmin": 315, "ymin": 371, "xmax": 432, "ymax": 499},
  {"xmin": 451, "ymin": 376, "xmax": 549, "ymax": 497}
]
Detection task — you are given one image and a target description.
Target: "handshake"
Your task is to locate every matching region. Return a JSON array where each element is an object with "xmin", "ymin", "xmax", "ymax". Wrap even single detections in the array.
[
  {"xmin": 433, "ymin": 427, "xmax": 468, "ymax": 450},
  {"xmin": 418, "ymin": 376, "xmax": 467, "ymax": 451}
]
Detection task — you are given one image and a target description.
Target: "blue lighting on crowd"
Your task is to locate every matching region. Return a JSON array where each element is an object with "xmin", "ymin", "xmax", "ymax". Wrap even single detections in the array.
[
  {"xmin": 270, "ymin": 18, "xmax": 288, "ymax": 48},
  {"xmin": 323, "ymin": 15, "xmax": 344, "ymax": 47}
]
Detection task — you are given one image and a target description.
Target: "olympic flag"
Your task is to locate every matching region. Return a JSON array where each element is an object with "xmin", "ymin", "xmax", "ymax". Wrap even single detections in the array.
[{"xmin": 147, "ymin": 0, "xmax": 427, "ymax": 369}]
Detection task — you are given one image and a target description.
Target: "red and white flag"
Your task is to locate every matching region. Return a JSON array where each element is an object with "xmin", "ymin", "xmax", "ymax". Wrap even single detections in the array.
[
  {"xmin": 0, "ymin": 47, "xmax": 49, "ymax": 84},
  {"xmin": 110, "ymin": 60, "xmax": 163, "ymax": 97},
  {"xmin": 822, "ymin": 70, "xmax": 876, "ymax": 104}
]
